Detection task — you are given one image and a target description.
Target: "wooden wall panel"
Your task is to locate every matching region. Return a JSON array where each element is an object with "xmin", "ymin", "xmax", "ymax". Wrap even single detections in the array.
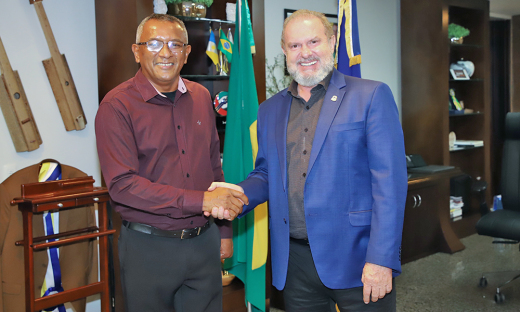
[
  {"xmin": 95, "ymin": 0, "xmax": 153, "ymax": 103},
  {"xmin": 401, "ymin": 0, "xmax": 448, "ymax": 165}
]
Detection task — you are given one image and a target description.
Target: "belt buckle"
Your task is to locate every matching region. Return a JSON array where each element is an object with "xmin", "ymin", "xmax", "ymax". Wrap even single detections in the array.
[
  {"xmin": 181, "ymin": 229, "xmax": 187, "ymax": 239},
  {"xmin": 197, "ymin": 226, "xmax": 201, "ymax": 235}
]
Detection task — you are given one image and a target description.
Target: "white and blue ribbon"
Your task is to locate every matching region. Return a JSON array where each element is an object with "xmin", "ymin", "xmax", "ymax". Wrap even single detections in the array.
[{"xmin": 39, "ymin": 162, "xmax": 65, "ymax": 312}]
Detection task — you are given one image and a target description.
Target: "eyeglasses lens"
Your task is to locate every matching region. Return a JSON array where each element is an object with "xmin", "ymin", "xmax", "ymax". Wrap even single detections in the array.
[
  {"xmin": 147, "ymin": 40, "xmax": 163, "ymax": 52},
  {"xmin": 146, "ymin": 40, "xmax": 184, "ymax": 53}
]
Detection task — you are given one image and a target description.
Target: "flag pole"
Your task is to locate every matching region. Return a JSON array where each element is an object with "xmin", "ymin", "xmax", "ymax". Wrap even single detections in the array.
[
  {"xmin": 239, "ymin": 4, "xmax": 253, "ymax": 312},
  {"xmin": 237, "ymin": 2, "xmax": 255, "ymax": 311},
  {"xmin": 238, "ymin": 0, "xmax": 242, "ymax": 54}
]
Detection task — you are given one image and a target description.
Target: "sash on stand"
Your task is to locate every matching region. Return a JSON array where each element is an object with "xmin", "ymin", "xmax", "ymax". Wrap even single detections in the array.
[{"xmin": 38, "ymin": 162, "xmax": 66, "ymax": 312}]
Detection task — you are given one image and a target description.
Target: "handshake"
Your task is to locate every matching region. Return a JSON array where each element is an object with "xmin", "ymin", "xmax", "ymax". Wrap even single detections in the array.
[{"xmin": 202, "ymin": 182, "xmax": 248, "ymax": 221}]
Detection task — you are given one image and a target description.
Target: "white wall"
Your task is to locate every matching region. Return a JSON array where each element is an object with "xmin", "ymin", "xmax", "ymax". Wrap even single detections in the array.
[
  {"xmin": 264, "ymin": 0, "xmax": 401, "ymax": 111},
  {"xmin": 0, "ymin": 0, "xmax": 101, "ymax": 185},
  {"xmin": 0, "ymin": 1, "xmax": 101, "ymax": 311}
]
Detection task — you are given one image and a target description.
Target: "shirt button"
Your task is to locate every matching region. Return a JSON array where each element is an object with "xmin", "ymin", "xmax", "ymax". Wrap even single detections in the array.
[
  {"xmin": 182, "ymin": 150, "xmax": 185, "ymax": 154},
  {"xmin": 302, "ymin": 173, "xmax": 306, "ymax": 178},
  {"xmin": 190, "ymin": 221, "xmax": 194, "ymax": 224},
  {"xmin": 187, "ymin": 173, "xmax": 190, "ymax": 178},
  {"xmin": 283, "ymin": 218, "xmax": 287, "ymax": 224},
  {"xmin": 306, "ymin": 106, "xmax": 310, "ymax": 110},
  {"xmin": 303, "ymin": 150, "xmax": 307, "ymax": 155},
  {"xmin": 304, "ymin": 128, "xmax": 308, "ymax": 132},
  {"xmin": 177, "ymin": 125, "xmax": 181, "ymax": 129},
  {"xmin": 166, "ymin": 213, "xmax": 171, "ymax": 216}
]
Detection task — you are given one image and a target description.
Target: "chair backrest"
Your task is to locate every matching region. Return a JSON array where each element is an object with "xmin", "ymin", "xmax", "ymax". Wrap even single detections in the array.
[{"xmin": 501, "ymin": 112, "xmax": 520, "ymax": 211}]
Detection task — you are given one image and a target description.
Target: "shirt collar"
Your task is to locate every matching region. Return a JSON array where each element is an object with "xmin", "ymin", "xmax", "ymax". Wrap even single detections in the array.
[
  {"xmin": 287, "ymin": 70, "xmax": 333, "ymax": 98},
  {"xmin": 135, "ymin": 69, "xmax": 188, "ymax": 102}
]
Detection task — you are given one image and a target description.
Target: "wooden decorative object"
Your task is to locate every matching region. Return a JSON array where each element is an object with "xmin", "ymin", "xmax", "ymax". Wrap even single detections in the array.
[
  {"xmin": 12, "ymin": 176, "xmax": 114, "ymax": 312},
  {"xmin": 31, "ymin": 0, "xmax": 86, "ymax": 131},
  {"xmin": 0, "ymin": 37, "xmax": 42, "ymax": 152}
]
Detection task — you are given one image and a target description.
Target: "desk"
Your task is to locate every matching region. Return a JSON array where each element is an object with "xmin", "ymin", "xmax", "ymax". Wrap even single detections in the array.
[{"xmin": 402, "ymin": 169, "xmax": 465, "ymax": 263}]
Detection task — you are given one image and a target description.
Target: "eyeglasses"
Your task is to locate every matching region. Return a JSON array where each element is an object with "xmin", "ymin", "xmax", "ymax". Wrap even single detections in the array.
[{"xmin": 136, "ymin": 39, "xmax": 188, "ymax": 53}]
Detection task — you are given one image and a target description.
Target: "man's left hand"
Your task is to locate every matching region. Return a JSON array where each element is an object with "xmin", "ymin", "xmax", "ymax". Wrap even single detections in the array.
[
  {"xmin": 361, "ymin": 262, "xmax": 392, "ymax": 304},
  {"xmin": 220, "ymin": 238, "xmax": 233, "ymax": 260}
]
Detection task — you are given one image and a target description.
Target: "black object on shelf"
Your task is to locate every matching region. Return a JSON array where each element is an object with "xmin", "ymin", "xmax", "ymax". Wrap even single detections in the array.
[
  {"xmin": 472, "ymin": 179, "xmax": 488, "ymax": 216},
  {"xmin": 451, "ymin": 174, "xmax": 472, "ymax": 213},
  {"xmin": 449, "ymin": 110, "xmax": 465, "ymax": 116},
  {"xmin": 216, "ymin": 116, "xmax": 227, "ymax": 132}
]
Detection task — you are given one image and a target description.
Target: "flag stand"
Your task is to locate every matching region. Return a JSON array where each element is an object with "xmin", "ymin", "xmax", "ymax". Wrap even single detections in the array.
[{"xmin": 236, "ymin": 2, "xmax": 253, "ymax": 312}]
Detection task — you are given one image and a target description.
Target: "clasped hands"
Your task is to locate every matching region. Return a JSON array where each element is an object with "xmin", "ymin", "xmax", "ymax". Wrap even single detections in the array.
[{"xmin": 202, "ymin": 182, "xmax": 247, "ymax": 221}]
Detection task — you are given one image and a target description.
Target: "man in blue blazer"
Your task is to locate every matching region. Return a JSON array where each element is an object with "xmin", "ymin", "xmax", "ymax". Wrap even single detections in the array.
[{"xmin": 210, "ymin": 9, "xmax": 407, "ymax": 311}]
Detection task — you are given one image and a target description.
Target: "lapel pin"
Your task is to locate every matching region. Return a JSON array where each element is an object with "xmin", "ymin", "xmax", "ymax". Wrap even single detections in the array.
[{"xmin": 331, "ymin": 95, "xmax": 338, "ymax": 102}]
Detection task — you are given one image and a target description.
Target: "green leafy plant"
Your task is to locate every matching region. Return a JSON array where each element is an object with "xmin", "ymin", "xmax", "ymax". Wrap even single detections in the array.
[
  {"xmin": 165, "ymin": 0, "xmax": 213, "ymax": 6},
  {"xmin": 266, "ymin": 54, "xmax": 292, "ymax": 98},
  {"xmin": 448, "ymin": 23, "xmax": 470, "ymax": 39}
]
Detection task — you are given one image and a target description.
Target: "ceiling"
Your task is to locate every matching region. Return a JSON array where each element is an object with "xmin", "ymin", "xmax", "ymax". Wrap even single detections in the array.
[{"xmin": 489, "ymin": 0, "xmax": 520, "ymax": 17}]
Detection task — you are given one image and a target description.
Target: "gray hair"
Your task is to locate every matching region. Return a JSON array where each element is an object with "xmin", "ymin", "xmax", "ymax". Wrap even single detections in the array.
[
  {"xmin": 136, "ymin": 14, "xmax": 188, "ymax": 43},
  {"xmin": 280, "ymin": 9, "xmax": 334, "ymax": 49}
]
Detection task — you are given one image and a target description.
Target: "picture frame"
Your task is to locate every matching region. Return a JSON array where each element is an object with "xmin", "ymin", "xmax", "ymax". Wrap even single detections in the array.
[{"xmin": 450, "ymin": 68, "xmax": 470, "ymax": 80}]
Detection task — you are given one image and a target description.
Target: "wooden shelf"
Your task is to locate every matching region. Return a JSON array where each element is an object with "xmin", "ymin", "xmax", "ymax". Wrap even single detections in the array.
[
  {"xmin": 174, "ymin": 15, "xmax": 235, "ymax": 25},
  {"xmin": 450, "ymin": 43, "xmax": 483, "ymax": 49},
  {"xmin": 451, "ymin": 211, "xmax": 481, "ymax": 239},
  {"xmin": 449, "ymin": 78, "xmax": 484, "ymax": 82},
  {"xmin": 450, "ymin": 145, "xmax": 484, "ymax": 152},
  {"xmin": 449, "ymin": 111, "xmax": 483, "ymax": 117}
]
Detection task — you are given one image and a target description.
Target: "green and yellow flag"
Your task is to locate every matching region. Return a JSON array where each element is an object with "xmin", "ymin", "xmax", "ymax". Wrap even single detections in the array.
[
  {"xmin": 218, "ymin": 28, "xmax": 233, "ymax": 63},
  {"xmin": 222, "ymin": 0, "xmax": 267, "ymax": 311}
]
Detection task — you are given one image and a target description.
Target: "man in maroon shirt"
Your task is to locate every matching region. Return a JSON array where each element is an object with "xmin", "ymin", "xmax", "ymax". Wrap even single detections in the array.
[{"xmin": 95, "ymin": 14, "xmax": 247, "ymax": 312}]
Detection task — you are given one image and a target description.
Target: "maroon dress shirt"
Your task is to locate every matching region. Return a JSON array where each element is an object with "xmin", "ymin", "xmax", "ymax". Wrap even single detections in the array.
[{"xmin": 95, "ymin": 69, "xmax": 231, "ymax": 237}]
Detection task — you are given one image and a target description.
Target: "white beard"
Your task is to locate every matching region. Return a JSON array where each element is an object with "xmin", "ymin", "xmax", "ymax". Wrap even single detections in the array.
[{"xmin": 287, "ymin": 53, "xmax": 334, "ymax": 87}]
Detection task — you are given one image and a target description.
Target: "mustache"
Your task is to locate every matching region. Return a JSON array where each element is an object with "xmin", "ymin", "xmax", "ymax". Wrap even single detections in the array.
[{"xmin": 296, "ymin": 57, "xmax": 319, "ymax": 65}]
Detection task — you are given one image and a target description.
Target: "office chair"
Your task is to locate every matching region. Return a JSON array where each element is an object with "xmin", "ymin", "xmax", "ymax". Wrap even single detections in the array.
[{"xmin": 476, "ymin": 112, "xmax": 520, "ymax": 304}]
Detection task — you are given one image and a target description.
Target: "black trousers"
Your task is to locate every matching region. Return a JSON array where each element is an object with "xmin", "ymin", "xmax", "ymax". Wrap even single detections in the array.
[
  {"xmin": 284, "ymin": 240, "xmax": 396, "ymax": 312},
  {"xmin": 118, "ymin": 222, "xmax": 223, "ymax": 312}
]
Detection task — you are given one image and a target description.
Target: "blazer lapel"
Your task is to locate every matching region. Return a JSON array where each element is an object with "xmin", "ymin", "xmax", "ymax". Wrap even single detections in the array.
[
  {"xmin": 275, "ymin": 92, "xmax": 292, "ymax": 191},
  {"xmin": 308, "ymin": 70, "xmax": 346, "ymax": 175}
]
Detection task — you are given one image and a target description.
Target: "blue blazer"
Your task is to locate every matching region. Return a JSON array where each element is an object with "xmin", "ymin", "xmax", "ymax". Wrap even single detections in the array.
[{"xmin": 239, "ymin": 69, "xmax": 408, "ymax": 290}]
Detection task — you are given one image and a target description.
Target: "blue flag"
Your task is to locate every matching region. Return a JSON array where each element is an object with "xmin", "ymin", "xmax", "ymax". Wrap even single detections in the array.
[
  {"xmin": 206, "ymin": 29, "xmax": 219, "ymax": 66},
  {"xmin": 335, "ymin": 0, "xmax": 362, "ymax": 78}
]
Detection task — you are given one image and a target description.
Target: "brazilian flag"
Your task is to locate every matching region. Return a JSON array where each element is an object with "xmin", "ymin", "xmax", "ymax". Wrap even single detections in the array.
[
  {"xmin": 222, "ymin": 0, "xmax": 267, "ymax": 311},
  {"xmin": 218, "ymin": 28, "xmax": 233, "ymax": 63}
]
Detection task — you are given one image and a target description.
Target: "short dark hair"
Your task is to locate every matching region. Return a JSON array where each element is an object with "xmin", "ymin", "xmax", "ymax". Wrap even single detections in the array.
[{"xmin": 136, "ymin": 14, "xmax": 188, "ymax": 43}]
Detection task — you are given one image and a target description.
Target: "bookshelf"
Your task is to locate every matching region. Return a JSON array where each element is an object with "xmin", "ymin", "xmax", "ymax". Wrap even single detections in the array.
[{"xmin": 401, "ymin": 0, "xmax": 491, "ymax": 239}]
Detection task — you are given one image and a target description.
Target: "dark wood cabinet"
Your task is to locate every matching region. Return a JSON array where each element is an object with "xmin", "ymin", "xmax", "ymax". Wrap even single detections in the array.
[
  {"xmin": 402, "ymin": 184, "xmax": 440, "ymax": 262},
  {"xmin": 402, "ymin": 170, "xmax": 465, "ymax": 264},
  {"xmin": 401, "ymin": 0, "xmax": 491, "ymax": 239}
]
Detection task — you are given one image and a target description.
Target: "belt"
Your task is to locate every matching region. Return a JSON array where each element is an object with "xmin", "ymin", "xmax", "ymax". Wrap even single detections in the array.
[
  {"xmin": 122, "ymin": 219, "xmax": 213, "ymax": 239},
  {"xmin": 290, "ymin": 237, "xmax": 310, "ymax": 246}
]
